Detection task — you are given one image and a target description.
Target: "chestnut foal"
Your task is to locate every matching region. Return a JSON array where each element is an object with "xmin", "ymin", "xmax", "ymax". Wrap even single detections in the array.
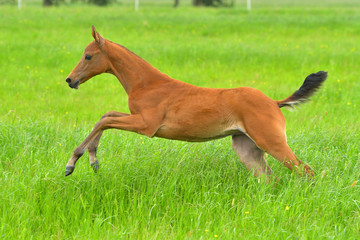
[{"xmin": 64, "ymin": 26, "xmax": 327, "ymax": 178}]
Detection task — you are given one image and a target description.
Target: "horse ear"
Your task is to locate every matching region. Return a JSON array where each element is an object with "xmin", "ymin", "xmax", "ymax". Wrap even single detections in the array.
[{"xmin": 91, "ymin": 25, "xmax": 104, "ymax": 48}]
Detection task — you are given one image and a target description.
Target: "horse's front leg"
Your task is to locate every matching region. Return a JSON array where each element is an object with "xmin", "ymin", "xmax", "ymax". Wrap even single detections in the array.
[
  {"xmin": 65, "ymin": 113, "xmax": 154, "ymax": 176},
  {"xmin": 87, "ymin": 111, "xmax": 130, "ymax": 173}
]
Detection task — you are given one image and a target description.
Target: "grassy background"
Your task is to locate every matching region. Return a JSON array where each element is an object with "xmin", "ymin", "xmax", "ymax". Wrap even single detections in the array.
[{"xmin": 1, "ymin": 1, "xmax": 360, "ymax": 239}]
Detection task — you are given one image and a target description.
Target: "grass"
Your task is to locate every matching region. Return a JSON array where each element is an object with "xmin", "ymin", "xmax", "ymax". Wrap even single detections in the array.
[{"xmin": 1, "ymin": 1, "xmax": 360, "ymax": 239}]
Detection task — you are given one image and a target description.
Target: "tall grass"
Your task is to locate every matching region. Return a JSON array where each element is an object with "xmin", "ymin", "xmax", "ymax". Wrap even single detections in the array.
[{"xmin": 1, "ymin": 3, "xmax": 360, "ymax": 239}]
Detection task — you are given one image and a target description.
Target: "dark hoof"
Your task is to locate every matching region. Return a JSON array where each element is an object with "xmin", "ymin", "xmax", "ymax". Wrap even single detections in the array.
[
  {"xmin": 91, "ymin": 160, "xmax": 100, "ymax": 173},
  {"xmin": 65, "ymin": 166, "xmax": 75, "ymax": 176}
]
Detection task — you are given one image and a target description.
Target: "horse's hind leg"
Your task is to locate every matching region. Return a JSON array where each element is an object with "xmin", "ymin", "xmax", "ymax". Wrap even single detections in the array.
[
  {"xmin": 265, "ymin": 142, "xmax": 314, "ymax": 177},
  {"xmin": 87, "ymin": 111, "xmax": 130, "ymax": 172},
  {"xmin": 232, "ymin": 134, "xmax": 272, "ymax": 178},
  {"xmin": 247, "ymin": 125, "xmax": 314, "ymax": 177}
]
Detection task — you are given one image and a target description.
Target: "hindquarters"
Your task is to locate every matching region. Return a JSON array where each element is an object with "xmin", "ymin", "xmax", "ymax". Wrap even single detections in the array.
[{"xmin": 228, "ymin": 87, "xmax": 314, "ymax": 177}]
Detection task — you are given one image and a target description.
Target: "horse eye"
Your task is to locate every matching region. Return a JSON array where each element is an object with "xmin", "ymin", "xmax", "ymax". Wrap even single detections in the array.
[{"xmin": 85, "ymin": 55, "xmax": 92, "ymax": 60}]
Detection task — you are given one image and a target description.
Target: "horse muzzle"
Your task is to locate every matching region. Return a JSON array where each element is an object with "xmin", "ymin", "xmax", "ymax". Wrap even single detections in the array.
[{"xmin": 65, "ymin": 78, "xmax": 80, "ymax": 89}]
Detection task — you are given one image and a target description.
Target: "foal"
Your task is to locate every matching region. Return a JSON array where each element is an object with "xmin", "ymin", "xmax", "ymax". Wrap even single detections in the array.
[{"xmin": 64, "ymin": 26, "xmax": 327, "ymax": 178}]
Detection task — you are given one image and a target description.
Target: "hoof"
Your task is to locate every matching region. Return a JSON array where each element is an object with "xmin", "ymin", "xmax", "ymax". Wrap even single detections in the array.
[
  {"xmin": 304, "ymin": 165, "xmax": 315, "ymax": 179},
  {"xmin": 91, "ymin": 160, "xmax": 100, "ymax": 173},
  {"xmin": 65, "ymin": 166, "xmax": 75, "ymax": 176}
]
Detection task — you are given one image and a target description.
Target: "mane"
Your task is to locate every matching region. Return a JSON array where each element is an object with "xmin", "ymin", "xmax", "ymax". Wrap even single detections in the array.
[
  {"xmin": 111, "ymin": 41, "xmax": 145, "ymax": 61},
  {"xmin": 108, "ymin": 40, "xmax": 171, "ymax": 79}
]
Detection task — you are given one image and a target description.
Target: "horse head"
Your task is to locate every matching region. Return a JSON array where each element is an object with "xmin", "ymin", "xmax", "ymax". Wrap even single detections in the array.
[{"xmin": 65, "ymin": 26, "xmax": 110, "ymax": 89}]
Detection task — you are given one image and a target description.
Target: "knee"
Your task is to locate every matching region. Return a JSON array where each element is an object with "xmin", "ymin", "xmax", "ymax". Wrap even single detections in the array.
[{"xmin": 94, "ymin": 118, "xmax": 108, "ymax": 131}]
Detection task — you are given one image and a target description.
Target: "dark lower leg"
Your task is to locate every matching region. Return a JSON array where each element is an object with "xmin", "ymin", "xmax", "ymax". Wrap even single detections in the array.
[{"xmin": 88, "ymin": 132, "xmax": 103, "ymax": 172}]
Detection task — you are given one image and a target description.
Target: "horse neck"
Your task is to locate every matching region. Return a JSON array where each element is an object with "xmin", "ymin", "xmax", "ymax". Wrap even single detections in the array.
[{"xmin": 105, "ymin": 42, "xmax": 170, "ymax": 94}]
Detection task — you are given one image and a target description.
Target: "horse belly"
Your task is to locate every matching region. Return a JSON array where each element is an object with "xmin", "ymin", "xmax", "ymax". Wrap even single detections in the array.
[
  {"xmin": 153, "ymin": 88, "xmax": 245, "ymax": 141},
  {"xmin": 154, "ymin": 114, "xmax": 242, "ymax": 142}
]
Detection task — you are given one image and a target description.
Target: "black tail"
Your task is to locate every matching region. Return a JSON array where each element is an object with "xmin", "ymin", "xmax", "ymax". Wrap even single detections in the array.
[{"xmin": 277, "ymin": 71, "xmax": 328, "ymax": 108}]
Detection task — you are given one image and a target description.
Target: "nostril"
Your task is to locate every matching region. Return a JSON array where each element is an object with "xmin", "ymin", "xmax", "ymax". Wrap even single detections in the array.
[{"xmin": 66, "ymin": 78, "xmax": 72, "ymax": 84}]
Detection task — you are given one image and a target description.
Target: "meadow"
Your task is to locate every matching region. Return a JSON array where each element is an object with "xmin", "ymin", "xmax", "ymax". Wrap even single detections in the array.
[{"xmin": 1, "ymin": 1, "xmax": 360, "ymax": 239}]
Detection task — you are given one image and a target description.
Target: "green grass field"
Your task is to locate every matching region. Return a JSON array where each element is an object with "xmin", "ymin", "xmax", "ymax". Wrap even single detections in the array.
[{"xmin": 1, "ymin": 1, "xmax": 360, "ymax": 239}]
